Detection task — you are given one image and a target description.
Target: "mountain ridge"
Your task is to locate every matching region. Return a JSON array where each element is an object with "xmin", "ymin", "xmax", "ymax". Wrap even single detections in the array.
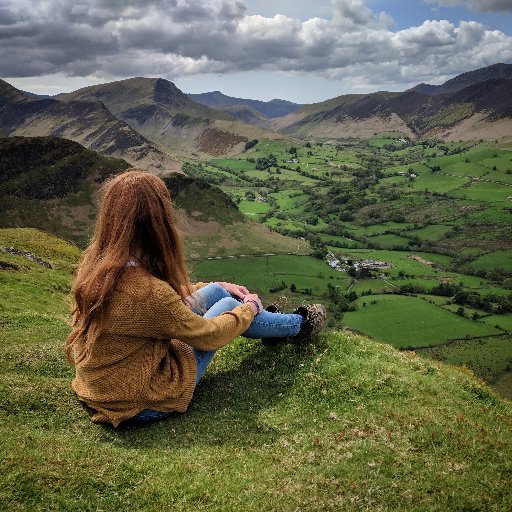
[
  {"xmin": 57, "ymin": 77, "xmax": 286, "ymax": 157},
  {"xmin": 412, "ymin": 62, "xmax": 512, "ymax": 96},
  {"xmin": 189, "ymin": 90, "xmax": 303, "ymax": 119},
  {"xmin": 3, "ymin": 62, "xmax": 512, "ymax": 159},
  {"xmin": 277, "ymin": 75, "xmax": 512, "ymax": 140},
  {"xmin": 0, "ymin": 79, "xmax": 180, "ymax": 173}
]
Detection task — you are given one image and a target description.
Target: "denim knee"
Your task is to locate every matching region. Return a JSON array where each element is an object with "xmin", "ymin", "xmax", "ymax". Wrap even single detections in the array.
[
  {"xmin": 207, "ymin": 282, "xmax": 226, "ymax": 295},
  {"xmin": 219, "ymin": 297, "xmax": 242, "ymax": 308},
  {"xmin": 203, "ymin": 296, "xmax": 242, "ymax": 318},
  {"xmin": 201, "ymin": 283, "xmax": 233, "ymax": 302},
  {"xmin": 191, "ymin": 283, "xmax": 232, "ymax": 314}
]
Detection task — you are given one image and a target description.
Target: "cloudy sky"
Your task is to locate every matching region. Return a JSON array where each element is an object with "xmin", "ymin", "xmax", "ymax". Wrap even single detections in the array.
[{"xmin": 2, "ymin": 0, "xmax": 512, "ymax": 103}]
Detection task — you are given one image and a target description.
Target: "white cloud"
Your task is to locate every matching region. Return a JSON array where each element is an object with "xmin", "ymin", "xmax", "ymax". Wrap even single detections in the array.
[{"xmin": 0, "ymin": 0, "xmax": 511, "ymax": 93}]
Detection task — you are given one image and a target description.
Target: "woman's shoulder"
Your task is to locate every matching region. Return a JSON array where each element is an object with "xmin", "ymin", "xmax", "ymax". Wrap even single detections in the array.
[{"xmin": 117, "ymin": 267, "xmax": 174, "ymax": 301}]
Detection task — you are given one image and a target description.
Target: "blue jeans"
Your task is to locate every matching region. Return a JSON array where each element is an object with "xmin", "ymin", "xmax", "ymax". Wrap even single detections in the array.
[{"xmin": 130, "ymin": 283, "xmax": 303, "ymax": 425}]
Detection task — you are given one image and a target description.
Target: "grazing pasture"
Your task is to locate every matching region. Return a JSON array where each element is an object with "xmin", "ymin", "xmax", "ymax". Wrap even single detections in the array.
[
  {"xmin": 192, "ymin": 254, "xmax": 349, "ymax": 299},
  {"xmin": 343, "ymin": 295, "xmax": 502, "ymax": 349},
  {"xmin": 417, "ymin": 335, "xmax": 512, "ymax": 395}
]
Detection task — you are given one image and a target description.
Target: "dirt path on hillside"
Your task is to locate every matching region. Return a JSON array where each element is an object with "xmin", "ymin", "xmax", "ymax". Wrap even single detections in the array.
[{"xmin": 410, "ymin": 255, "xmax": 435, "ymax": 267}]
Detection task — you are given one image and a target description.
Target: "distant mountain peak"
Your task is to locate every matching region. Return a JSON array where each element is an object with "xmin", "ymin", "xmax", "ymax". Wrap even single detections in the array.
[
  {"xmin": 188, "ymin": 91, "xmax": 303, "ymax": 119},
  {"xmin": 0, "ymin": 79, "xmax": 30, "ymax": 103}
]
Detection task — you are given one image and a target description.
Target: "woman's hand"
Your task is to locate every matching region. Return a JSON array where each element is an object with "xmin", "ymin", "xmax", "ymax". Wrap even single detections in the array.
[
  {"xmin": 243, "ymin": 293, "xmax": 263, "ymax": 316},
  {"xmin": 216, "ymin": 281, "xmax": 250, "ymax": 300}
]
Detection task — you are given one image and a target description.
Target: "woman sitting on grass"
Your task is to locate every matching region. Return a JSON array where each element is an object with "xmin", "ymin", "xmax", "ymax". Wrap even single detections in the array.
[{"xmin": 66, "ymin": 169, "xmax": 326, "ymax": 427}]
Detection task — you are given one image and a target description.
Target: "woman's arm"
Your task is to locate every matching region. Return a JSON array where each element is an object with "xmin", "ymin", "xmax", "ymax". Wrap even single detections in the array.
[
  {"xmin": 156, "ymin": 285, "xmax": 256, "ymax": 351},
  {"xmin": 108, "ymin": 278, "xmax": 255, "ymax": 352}
]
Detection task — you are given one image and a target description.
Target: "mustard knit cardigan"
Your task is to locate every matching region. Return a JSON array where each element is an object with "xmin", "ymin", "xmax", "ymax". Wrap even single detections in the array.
[{"xmin": 69, "ymin": 267, "xmax": 254, "ymax": 427}]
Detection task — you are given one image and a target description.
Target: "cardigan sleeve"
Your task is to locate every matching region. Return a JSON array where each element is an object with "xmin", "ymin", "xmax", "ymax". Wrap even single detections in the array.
[
  {"xmin": 152, "ymin": 281, "xmax": 255, "ymax": 351},
  {"xmin": 106, "ymin": 273, "xmax": 255, "ymax": 352}
]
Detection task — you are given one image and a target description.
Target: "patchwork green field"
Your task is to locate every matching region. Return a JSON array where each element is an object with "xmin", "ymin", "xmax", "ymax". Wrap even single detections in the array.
[
  {"xmin": 237, "ymin": 199, "xmax": 271, "ymax": 215},
  {"xmin": 417, "ymin": 335, "xmax": 512, "ymax": 400},
  {"xmin": 191, "ymin": 254, "xmax": 350, "ymax": 301},
  {"xmin": 343, "ymin": 295, "xmax": 502, "ymax": 348}
]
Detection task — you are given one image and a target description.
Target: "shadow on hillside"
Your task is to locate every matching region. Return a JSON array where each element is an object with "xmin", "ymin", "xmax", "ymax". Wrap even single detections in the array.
[{"xmin": 98, "ymin": 338, "xmax": 324, "ymax": 449}]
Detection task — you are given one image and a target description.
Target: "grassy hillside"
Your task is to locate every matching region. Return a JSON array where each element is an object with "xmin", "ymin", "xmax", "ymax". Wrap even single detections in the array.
[
  {"xmin": 0, "ymin": 136, "xmax": 131, "ymax": 246},
  {"xmin": 189, "ymin": 137, "xmax": 512, "ymax": 395},
  {"xmin": 0, "ymin": 227, "xmax": 511, "ymax": 511}
]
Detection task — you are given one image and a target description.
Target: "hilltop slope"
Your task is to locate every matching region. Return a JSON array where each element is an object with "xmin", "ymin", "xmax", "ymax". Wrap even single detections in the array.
[
  {"xmin": 58, "ymin": 78, "xmax": 285, "ymax": 157},
  {"xmin": 0, "ymin": 227, "xmax": 511, "ymax": 511},
  {"xmin": 0, "ymin": 136, "xmax": 130, "ymax": 245},
  {"xmin": 0, "ymin": 79, "xmax": 179, "ymax": 173},
  {"xmin": 0, "ymin": 136, "xmax": 302, "ymax": 256}
]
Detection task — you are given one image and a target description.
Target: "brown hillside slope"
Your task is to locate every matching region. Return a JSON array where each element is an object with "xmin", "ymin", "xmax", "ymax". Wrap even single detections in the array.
[
  {"xmin": 0, "ymin": 136, "xmax": 304, "ymax": 257},
  {"xmin": 277, "ymin": 75, "xmax": 512, "ymax": 140}
]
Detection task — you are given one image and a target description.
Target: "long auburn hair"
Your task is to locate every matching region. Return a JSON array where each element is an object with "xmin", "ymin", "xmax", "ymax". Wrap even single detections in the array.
[{"xmin": 66, "ymin": 169, "xmax": 193, "ymax": 362}]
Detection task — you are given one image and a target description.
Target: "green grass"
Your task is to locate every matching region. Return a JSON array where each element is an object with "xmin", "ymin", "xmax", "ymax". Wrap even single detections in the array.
[
  {"xmin": 0, "ymin": 227, "xmax": 81, "ymax": 266},
  {"xmin": 407, "ymin": 224, "xmax": 453, "ymax": 241},
  {"xmin": 338, "ymin": 249, "xmax": 440, "ymax": 276},
  {"xmin": 210, "ymin": 158, "xmax": 256, "ymax": 171},
  {"xmin": 390, "ymin": 277, "xmax": 441, "ymax": 291},
  {"xmin": 352, "ymin": 278, "xmax": 396, "ymax": 294},
  {"xmin": 481, "ymin": 313, "xmax": 512, "ymax": 331},
  {"xmin": 492, "ymin": 170, "xmax": 512, "ymax": 184},
  {"xmin": 442, "ymin": 161, "xmax": 492, "ymax": 177},
  {"xmin": 468, "ymin": 250, "xmax": 512, "ymax": 272},
  {"xmin": 343, "ymin": 295, "xmax": 502, "ymax": 349},
  {"xmin": 451, "ymin": 181, "xmax": 512, "ymax": 202},
  {"xmin": 468, "ymin": 206, "xmax": 512, "ymax": 225},
  {"xmin": 412, "ymin": 251, "xmax": 453, "ymax": 266},
  {"xmin": 264, "ymin": 217, "xmax": 306, "ymax": 232},
  {"xmin": 238, "ymin": 200, "xmax": 271, "ymax": 215},
  {"xmin": 381, "ymin": 163, "xmax": 430, "ymax": 176},
  {"xmin": 319, "ymin": 234, "xmax": 365, "ymax": 249},
  {"xmin": 192, "ymin": 254, "xmax": 348, "ymax": 299},
  {"xmin": 366, "ymin": 233, "xmax": 410, "ymax": 248},
  {"xmin": 410, "ymin": 171, "xmax": 469, "ymax": 194},
  {"xmin": 1, "ymin": 229, "xmax": 512, "ymax": 511},
  {"xmin": 355, "ymin": 222, "xmax": 414, "ymax": 236},
  {"xmin": 269, "ymin": 190, "xmax": 309, "ymax": 212}
]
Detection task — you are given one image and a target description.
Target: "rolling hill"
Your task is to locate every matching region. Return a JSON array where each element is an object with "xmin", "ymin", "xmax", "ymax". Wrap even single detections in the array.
[
  {"xmin": 0, "ymin": 79, "xmax": 179, "ymax": 173},
  {"xmin": 277, "ymin": 76, "xmax": 512, "ymax": 141}
]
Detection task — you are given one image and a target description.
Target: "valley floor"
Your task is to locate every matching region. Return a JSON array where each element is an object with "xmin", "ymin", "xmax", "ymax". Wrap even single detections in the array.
[{"xmin": 185, "ymin": 135, "xmax": 512, "ymax": 398}]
